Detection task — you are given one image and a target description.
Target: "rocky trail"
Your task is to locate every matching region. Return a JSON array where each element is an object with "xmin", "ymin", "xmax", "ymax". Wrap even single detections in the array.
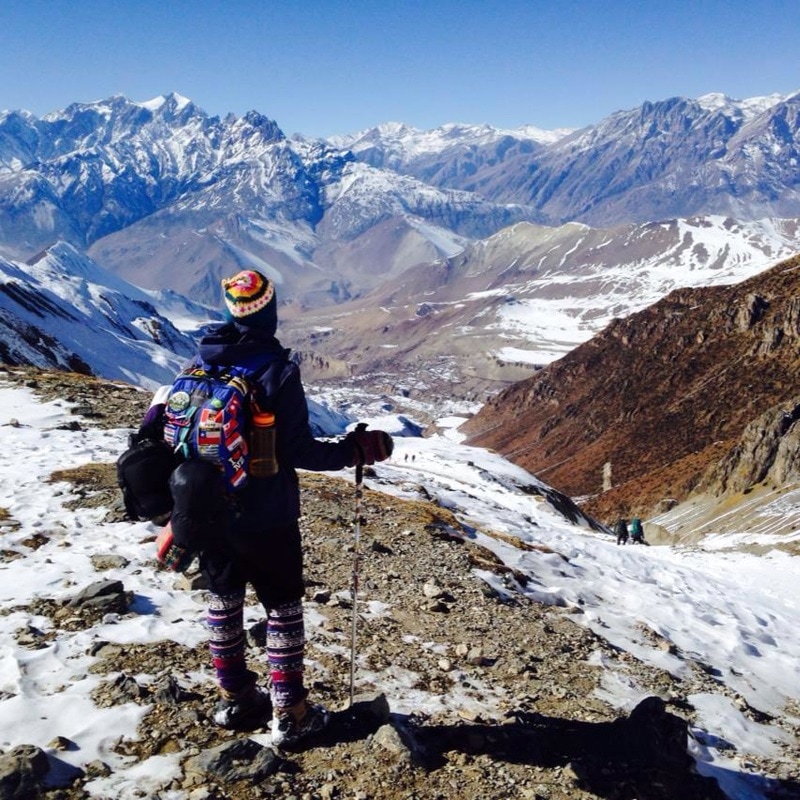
[{"xmin": 0, "ymin": 368, "xmax": 792, "ymax": 799}]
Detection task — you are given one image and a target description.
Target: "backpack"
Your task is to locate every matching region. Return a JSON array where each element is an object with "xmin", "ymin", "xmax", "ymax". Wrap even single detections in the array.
[
  {"xmin": 116, "ymin": 427, "xmax": 178, "ymax": 524},
  {"xmin": 156, "ymin": 459, "xmax": 230, "ymax": 571},
  {"xmin": 161, "ymin": 363, "xmax": 260, "ymax": 491}
]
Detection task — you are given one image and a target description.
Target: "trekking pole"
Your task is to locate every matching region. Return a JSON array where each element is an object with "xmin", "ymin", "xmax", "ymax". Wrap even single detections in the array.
[{"xmin": 349, "ymin": 425, "xmax": 366, "ymax": 708}]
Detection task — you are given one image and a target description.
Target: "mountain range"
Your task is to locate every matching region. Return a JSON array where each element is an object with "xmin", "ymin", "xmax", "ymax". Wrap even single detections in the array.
[
  {"xmin": 330, "ymin": 92, "xmax": 800, "ymax": 226},
  {"xmin": 283, "ymin": 215, "xmax": 800, "ymax": 401},
  {"xmin": 0, "ymin": 242, "xmax": 200, "ymax": 389},
  {"xmin": 1, "ymin": 90, "xmax": 799, "ymax": 314},
  {"xmin": 0, "ymin": 93, "xmax": 529, "ymax": 308},
  {"xmin": 4, "ymin": 212, "xmax": 799, "ymax": 408}
]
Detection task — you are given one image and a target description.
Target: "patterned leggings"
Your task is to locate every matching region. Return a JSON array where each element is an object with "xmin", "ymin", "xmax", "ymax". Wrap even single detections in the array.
[{"xmin": 207, "ymin": 591, "xmax": 306, "ymax": 708}]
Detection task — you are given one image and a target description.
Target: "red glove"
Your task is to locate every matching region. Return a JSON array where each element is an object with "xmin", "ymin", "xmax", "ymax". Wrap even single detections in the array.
[
  {"xmin": 347, "ymin": 426, "xmax": 394, "ymax": 466},
  {"xmin": 155, "ymin": 524, "xmax": 195, "ymax": 573}
]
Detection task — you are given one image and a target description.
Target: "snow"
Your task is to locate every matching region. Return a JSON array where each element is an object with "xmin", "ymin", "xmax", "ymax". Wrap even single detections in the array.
[
  {"xmin": 402, "ymin": 215, "xmax": 468, "ymax": 256},
  {"xmin": 137, "ymin": 93, "xmax": 193, "ymax": 113},
  {"xmin": 0, "ymin": 245, "xmax": 195, "ymax": 390},
  {"xmin": 0, "ymin": 380, "xmax": 797, "ymax": 798},
  {"xmin": 495, "ymin": 345, "xmax": 560, "ymax": 365},
  {"xmin": 694, "ymin": 92, "xmax": 792, "ymax": 120},
  {"xmin": 329, "ymin": 120, "xmax": 574, "ymax": 160},
  {"xmin": 481, "ymin": 216, "xmax": 800, "ymax": 364}
]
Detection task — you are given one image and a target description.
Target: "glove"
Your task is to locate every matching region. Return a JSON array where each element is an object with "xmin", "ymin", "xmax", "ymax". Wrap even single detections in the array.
[
  {"xmin": 346, "ymin": 425, "xmax": 394, "ymax": 466},
  {"xmin": 155, "ymin": 524, "xmax": 195, "ymax": 573}
]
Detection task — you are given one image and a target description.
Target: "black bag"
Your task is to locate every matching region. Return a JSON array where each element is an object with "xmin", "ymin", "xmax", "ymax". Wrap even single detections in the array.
[
  {"xmin": 167, "ymin": 460, "xmax": 228, "ymax": 551},
  {"xmin": 116, "ymin": 432, "xmax": 178, "ymax": 525}
]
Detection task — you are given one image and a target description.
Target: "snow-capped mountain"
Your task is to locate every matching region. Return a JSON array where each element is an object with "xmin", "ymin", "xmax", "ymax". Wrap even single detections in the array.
[
  {"xmin": 2, "ymin": 90, "xmax": 800, "ymax": 401},
  {"xmin": 338, "ymin": 93, "xmax": 800, "ymax": 227},
  {"xmin": 327, "ymin": 120, "xmax": 572, "ymax": 190},
  {"xmin": 2, "ymin": 90, "xmax": 799, "ymax": 311},
  {"xmin": 0, "ymin": 242, "xmax": 200, "ymax": 389},
  {"xmin": 0, "ymin": 94, "xmax": 533, "ymax": 306},
  {"xmin": 3, "ymin": 214, "xmax": 799, "ymax": 410},
  {"xmin": 0, "ymin": 242, "xmax": 357, "ymax": 433}
]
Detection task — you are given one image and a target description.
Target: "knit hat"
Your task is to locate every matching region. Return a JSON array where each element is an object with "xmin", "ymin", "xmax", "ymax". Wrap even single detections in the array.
[{"xmin": 221, "ymin": 270, "xmax": 277, "ymax": 334}]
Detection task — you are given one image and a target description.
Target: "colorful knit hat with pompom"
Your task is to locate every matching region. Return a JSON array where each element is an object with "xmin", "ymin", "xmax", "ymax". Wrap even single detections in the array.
[{"xmin": 221, "ymin": 270, "xmax": 277, "ymax": 334}]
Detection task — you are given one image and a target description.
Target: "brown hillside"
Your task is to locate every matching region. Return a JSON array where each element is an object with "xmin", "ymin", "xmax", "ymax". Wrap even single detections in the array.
[{"xmin": 463, "ymin": 253, "xmax": 800, "ymax": 519}]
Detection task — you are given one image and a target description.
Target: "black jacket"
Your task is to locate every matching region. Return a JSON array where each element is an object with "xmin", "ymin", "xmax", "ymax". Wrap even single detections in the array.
[{"xmin": 196, "ymin": 322, "xmax": 355, "ymax": 527}]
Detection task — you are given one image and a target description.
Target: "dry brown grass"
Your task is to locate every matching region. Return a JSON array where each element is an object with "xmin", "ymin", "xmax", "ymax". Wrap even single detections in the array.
[{"xmin": 49, "ymin": 463, "xmax": 118, "ymax": 491}]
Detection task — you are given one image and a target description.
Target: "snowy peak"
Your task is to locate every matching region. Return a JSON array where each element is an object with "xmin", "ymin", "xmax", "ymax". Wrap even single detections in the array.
[
  {"xmin": 331, "ymin": 119, "xmax": 570, "ymax": 155},
  {"xmin": 0, "ymin": 94, "xmax": 531, "ymax": 306},
  {"xmin": 501, "ymin": 92, "xmax": 800, "ymax": 224},
  {"xmin": 2, "ymin": 93, "xmax": 286, "ymax": 175},
  {"xmin": 42, "ymin": 91, "xmax": 207, "ymax": 129},
  {"xmin": 35, "ymin": 94, "xmax": 203, "ymax": 157},
  {"xmin": 695, "ymin": 90, "xmax": 791, "ymax": 118},
  {"xmin": 328, "ymin": 119, "xmax": 570, "ymax": 181},
  {"xmin": 138, "ymin": 91, "xmax": 195, "ymax": 115},
  {"xmin": 0, "ymin": 243, "xmax": 197, "ymax": 387},
  {"xmin": 334, "ymin": 91, "xmax": 800, "ymax": 226}
]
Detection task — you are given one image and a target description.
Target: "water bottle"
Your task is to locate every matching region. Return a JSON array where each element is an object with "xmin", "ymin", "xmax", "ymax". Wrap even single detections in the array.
[{"xmin": 250, "ymin": 410, "xmax": 278, "ymax": 477}]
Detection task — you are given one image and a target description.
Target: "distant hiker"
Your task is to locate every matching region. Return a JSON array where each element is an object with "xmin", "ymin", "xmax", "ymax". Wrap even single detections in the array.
[
  {"xmin": 614, "ymin": 518, "xmax": 629, "ymax": 545},
  {"xmin": 630, "ymin": 517, "xmax": 645, "ymax": 545},
  {"xmin": 159, "ymin": 270, "xmax": 393, "ymax": 747}
]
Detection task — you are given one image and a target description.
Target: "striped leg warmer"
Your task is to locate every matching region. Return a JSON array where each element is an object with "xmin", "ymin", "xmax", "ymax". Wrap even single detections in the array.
[
  {"xmin": 267, "ymin": 599, "xmax": 306, "ymax": 708},
  {"xmin": 207, "ymin": 590, "xmax": 250, "ymax": 693}
]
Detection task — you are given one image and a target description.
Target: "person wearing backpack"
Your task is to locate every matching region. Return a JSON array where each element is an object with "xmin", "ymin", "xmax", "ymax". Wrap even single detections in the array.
[
  {"xmin": 614, "ymin": 517, "xmax": 629, "ymax": 545},
  {"xmin": 164, "ymin": 269, "xmax": 392, "ymax": 748}
]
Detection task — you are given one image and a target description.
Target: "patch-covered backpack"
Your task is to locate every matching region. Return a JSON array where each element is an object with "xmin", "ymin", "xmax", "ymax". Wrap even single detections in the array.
[{"xmin": 162, "ymin": 363, "xmax": 256, "ymax": 491}]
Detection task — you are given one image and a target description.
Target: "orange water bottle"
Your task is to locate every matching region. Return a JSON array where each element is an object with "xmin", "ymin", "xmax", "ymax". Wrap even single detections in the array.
[{"xmin": 250, "ymin": 410, "xmax": 278, "ymax": 477}]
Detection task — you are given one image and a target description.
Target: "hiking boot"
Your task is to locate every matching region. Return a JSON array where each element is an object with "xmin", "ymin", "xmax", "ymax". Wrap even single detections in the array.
[
  {"xmin": 270, "ymin": 698, "xmax": 330, "ymax": 748},
  {"xmin": 213, "ymin": 682, "xmax": 272, "ymax": 731}
]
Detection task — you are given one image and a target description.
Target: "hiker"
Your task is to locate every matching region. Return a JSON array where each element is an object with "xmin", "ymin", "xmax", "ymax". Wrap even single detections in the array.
[
  {"xmin": 630, "ymin": 517, "xmax": 645, "ymax": 544},
  {"xmin": 614, "ymin": 518, "xmax": 629, "ymax": 545},
  {"xmin": 165, "ymin": 269, "xmax": 393, "ymax": 747}
]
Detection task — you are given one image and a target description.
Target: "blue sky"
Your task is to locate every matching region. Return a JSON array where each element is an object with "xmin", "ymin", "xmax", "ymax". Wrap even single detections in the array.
[{"xmin": 2, "ymin": 0, "xmax": 798, "ymax": 137}]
